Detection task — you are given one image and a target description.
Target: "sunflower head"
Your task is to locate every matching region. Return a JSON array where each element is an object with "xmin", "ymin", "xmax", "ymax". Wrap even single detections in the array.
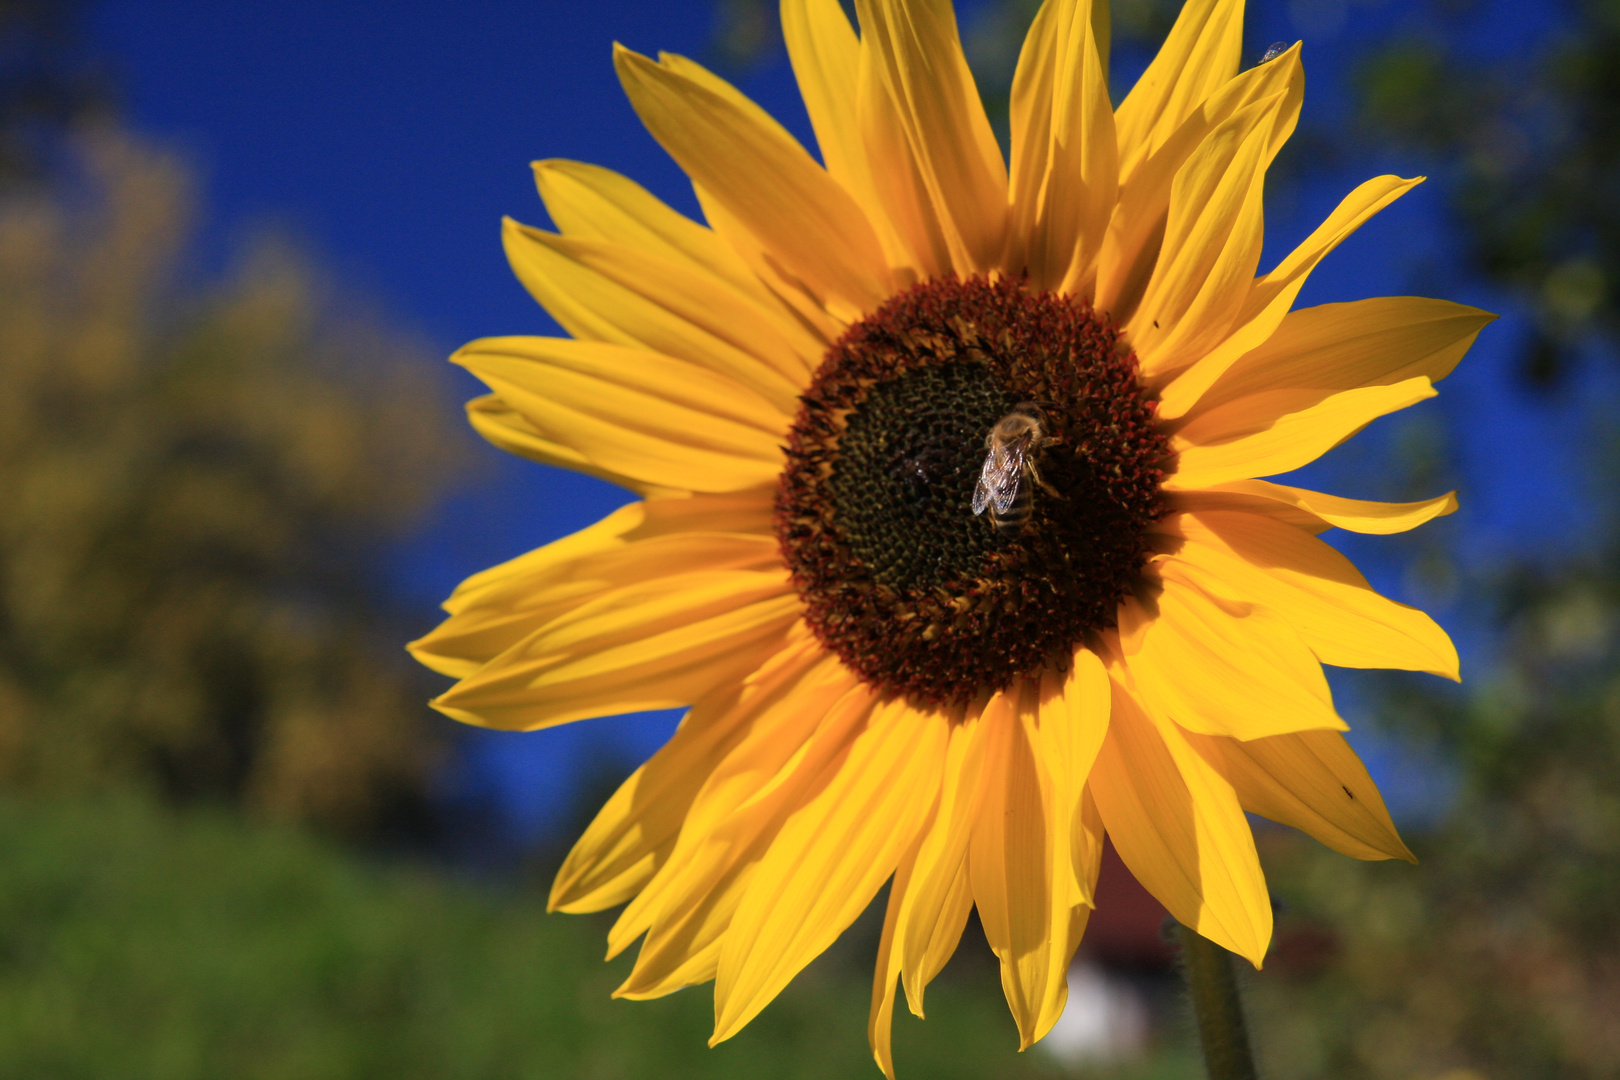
[
  {"xmin": 410, "ymin": 0, "xmax": 1492, "ymax": 1074},
  {"xmin": 778, "ymin": 273, "xmax": 1168, "ymax": 704}
]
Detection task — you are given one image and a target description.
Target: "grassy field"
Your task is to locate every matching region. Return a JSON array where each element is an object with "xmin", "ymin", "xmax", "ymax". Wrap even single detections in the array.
[{"xmin": 0, "ymin": 792, "xmax": 1202, "ymax": 1080}]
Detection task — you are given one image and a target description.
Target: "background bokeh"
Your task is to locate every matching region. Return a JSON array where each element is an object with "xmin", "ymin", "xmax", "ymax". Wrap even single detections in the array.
[{"xmin": 2, "ymin": 0, "xmax": 1616, "ymax": 1076}]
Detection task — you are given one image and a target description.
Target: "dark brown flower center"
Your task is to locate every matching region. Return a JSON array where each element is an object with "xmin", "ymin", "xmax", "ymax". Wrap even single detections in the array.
[{"xmin": 774, "ymin": 275, "xmax": 1169, "ymax": 705}]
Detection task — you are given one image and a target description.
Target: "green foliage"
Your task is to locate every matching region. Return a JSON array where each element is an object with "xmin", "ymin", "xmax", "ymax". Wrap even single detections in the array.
[
  {"xmin": 0, "ymin": 133, "xmax": 465, "ymax": 834},
  {"xmin": 0, "ymin": 789, "xmax": 1203, "ymax": 1080}
]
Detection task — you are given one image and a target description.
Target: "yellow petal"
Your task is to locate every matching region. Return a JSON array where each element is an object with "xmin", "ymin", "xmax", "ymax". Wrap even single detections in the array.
[
  {"xmin": 904, "ymin": 860, "xmax": 974, "ymax": 1018},
  {"xmin": 1157, "ymin": 175, "xmax": 1423, "ymax": 415},
  {"xmin": 1167, "ymin": 510, "xmax": 1460, "ymax": 679},
  {"xmin": 1128, "ymin": 93, "xmax": 1279, "ymax": 375},
  {"xmin": 866, "ymin": 805, "xmax": 976, "ymax": 1072},
  {"xmin": 638, "ymin": 43, "xmax": 880, "ymax": 322},
  {"xmin": 1167, "ymin": 376, "xmax": 1437, "ymax": 490},
  {"xmin": 501, "ymin": 219, "xmax": 809, "ymax": 413},
  {"xmin": 455, "ymin": 334, "xmax": 785, "ymax": 494},
  {"xmin": 1072, "ymin": 787, "xmax": 1105, "ymax": 916},
  {"xmin": 967, "ymin": 683, "xmax": 1054, "ymax": 1048},
  {"xmin": 618, "ymin": 937, "xmax": 725, "ymax": 1001},
  {"xmin": 548, "ymin": 635, "xmax": 827, "ymax": 913},
  {"xmin": 431, "ymin": 500, "xmax": 650, "ymax": 622},
  {"xmin": 1185, "ymin": 728, "xmax": 1415, "ymax": 862},
  {"xmin": 1090, "ymin": 0, "xmax": 1111, "ymax": 83},
  {"xmin": 532, "ymin": 160, "xmax": 766, "ymax": 307},
  {"xmin": 431, "ymin": 570, "xmax": 800, "ymax": 731},
  {"xmin": 442, "ymin": 491, "xmax": 771, "ymax": 616},
  {"xmin": 855, "ymin": 30, "xmax": 953, "ymax": 279},
  {"xmin": 690, "ymin": 184, "xmax": 852, "ymax": 345},
  {"xmin": 713, "ymin": 697, "xmax": 948, "ymax": 1044},
  {"xmin": 854, "ymin": 0, "xmax": 1009, "ymax": 274},
  {"xmin": 1044, "ymin": 650, "xmax": 1112, "ymax": 906},
  {"xmin": 621, "ymin": 652, "xmax": 862, "ymax": 928},
  {"xmin": 898, "ymin": 696, "xmax": 996, "ymax": 1015},
  {"xmin": 1162, "ymin": 484, "xmax": 1327, "ymax": 534},
  {"xmin": 1170, "ymin": 479, "xmax": 1457, "ymax": 535},
  {"xmin": 1113, "ymin": 0, "xmax": 1243, "ymax": 180},
  {"xmin": 463, "ymin": 393, "xmax": 684, "ymax": 500},
  {"xmin": 1087, "ymin": 675, "xmax": 1272, "ymax": 965},
  {"xmin": 868, "ymin": 824, "xmax": 925, "ymax": 1080},
  {"xmin": 459, "ymin": 331, "xmax": 785, "ymax": 436},
  {"xmin": 415, "ymin": 531, "xmax": 779, "ymax": 683},
  {"xmin": 1009, "ymin": 3, "xmax": 1061, "ymax": 266},
  {"xmin": 970, "ymin": 677, "xmax": 1094, "ymax": 1049},
  {"xmin": 781, "ymin": 0, "xmax": 915, "ymax": 274},
  {"xmin": 1255, "ymin": 177, "xmax": 1416, "ymax": 298},
  {"xmin": 656, "ymin": 49, "xmax": 799, "ymax": 137},
  {"xmin": 446, "ymin": 528, "xmax": 778, "ymax": 622},
  {"xmin": 1118, "ymin": 571, "xmax": 1347, "ymax": 739},
  {"xmin": 1088, "ymin": 44, "xmax": 1302, "ymax": 323},
  {"xmin": 1185, "ymin": 295, "xmax": 1494, "ymax": 419},
  {"xmin": 614, "ymin": 46, "xmax": 890, "ymax": 315},
  {"xmin": 1008, "ymin": 0, "xmax": 1118, "ymax": 292},
  {"xmin": 412, "ymin": 494, "xmax": 770, "ymax": 677},
  {"xmin": 530, "ymin": 159, "xmax": 830, "ymax": 366},
  {"xmin": 613, "ymin": 665, "xmax": 874, "ymax": 990},
  {"xmin": 782, "ymin": 0, "xmax": 863, "ymax": 189},
  {"xmin": 1096, "ymin": 43, "xmax": 1301, "ymax": 320}
]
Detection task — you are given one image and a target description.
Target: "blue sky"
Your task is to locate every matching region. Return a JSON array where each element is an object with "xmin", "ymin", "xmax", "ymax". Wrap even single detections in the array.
[{"xmin": 88, "ymin": 0, "xmax": 1586, "ymax": 839}]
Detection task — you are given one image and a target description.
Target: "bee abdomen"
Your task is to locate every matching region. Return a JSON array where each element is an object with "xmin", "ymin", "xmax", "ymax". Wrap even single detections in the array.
[{"xmin": 989, "ymin": 486, "xmax": 1033, "ymax": 535}]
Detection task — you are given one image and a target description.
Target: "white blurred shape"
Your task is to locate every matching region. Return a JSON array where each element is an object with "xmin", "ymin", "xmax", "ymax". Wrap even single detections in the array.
[{"xmin": 1040, "ymin": 960, "xmax": 1151, "ymax": 1066}]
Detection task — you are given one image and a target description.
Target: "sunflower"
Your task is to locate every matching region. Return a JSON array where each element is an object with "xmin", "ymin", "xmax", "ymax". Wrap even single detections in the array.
[{"xmin": 410, "ymin": 0, "xmax": 1490, "ymax": 1072}]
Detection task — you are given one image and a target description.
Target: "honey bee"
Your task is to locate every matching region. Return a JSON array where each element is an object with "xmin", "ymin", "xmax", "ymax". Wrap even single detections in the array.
[{"xmin": 971, "ymin": 403, "xmax": 1059, "ymax": 535}]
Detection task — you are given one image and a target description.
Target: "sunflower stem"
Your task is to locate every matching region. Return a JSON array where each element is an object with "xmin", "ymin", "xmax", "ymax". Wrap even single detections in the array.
[{"xmin": 1174, "ymin": 921, "xmax": 1259, "ymax": 1080}]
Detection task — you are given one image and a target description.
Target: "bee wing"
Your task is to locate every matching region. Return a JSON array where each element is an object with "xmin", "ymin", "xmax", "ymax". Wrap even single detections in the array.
[
  {"xmin": 971, "ymin": 455, "xmax": 998, "ymax": 515},
  {"xmin": 972, "ymin": 444, "xmax": 1025, "ymax": 515},
  {"xmin": 991, "ymin": 443, "xmax": 1027, "ymax": 513}
]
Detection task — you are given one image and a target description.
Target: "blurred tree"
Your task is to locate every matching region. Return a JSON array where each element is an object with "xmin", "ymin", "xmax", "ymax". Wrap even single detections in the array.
[
  {"xmin": 711, "ymin": 0, "xmax": 786, "ymax": 71},
  {"xmin": 0, "ymin": 0, "xmax": 108, "ymax": 183},
  {"xmin": 1357, "ymin": 0, "xmax": 1620, "ymax": 388},
  {"xmin": 0, "ymin": 131, "xmax": 465, "ymax": 836}
]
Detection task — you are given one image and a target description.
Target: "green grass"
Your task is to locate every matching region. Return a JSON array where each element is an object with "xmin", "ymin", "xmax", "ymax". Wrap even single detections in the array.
[{"xmin": 0, "ymin": 792, "xmax": 1200, "ymax": 1079}]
